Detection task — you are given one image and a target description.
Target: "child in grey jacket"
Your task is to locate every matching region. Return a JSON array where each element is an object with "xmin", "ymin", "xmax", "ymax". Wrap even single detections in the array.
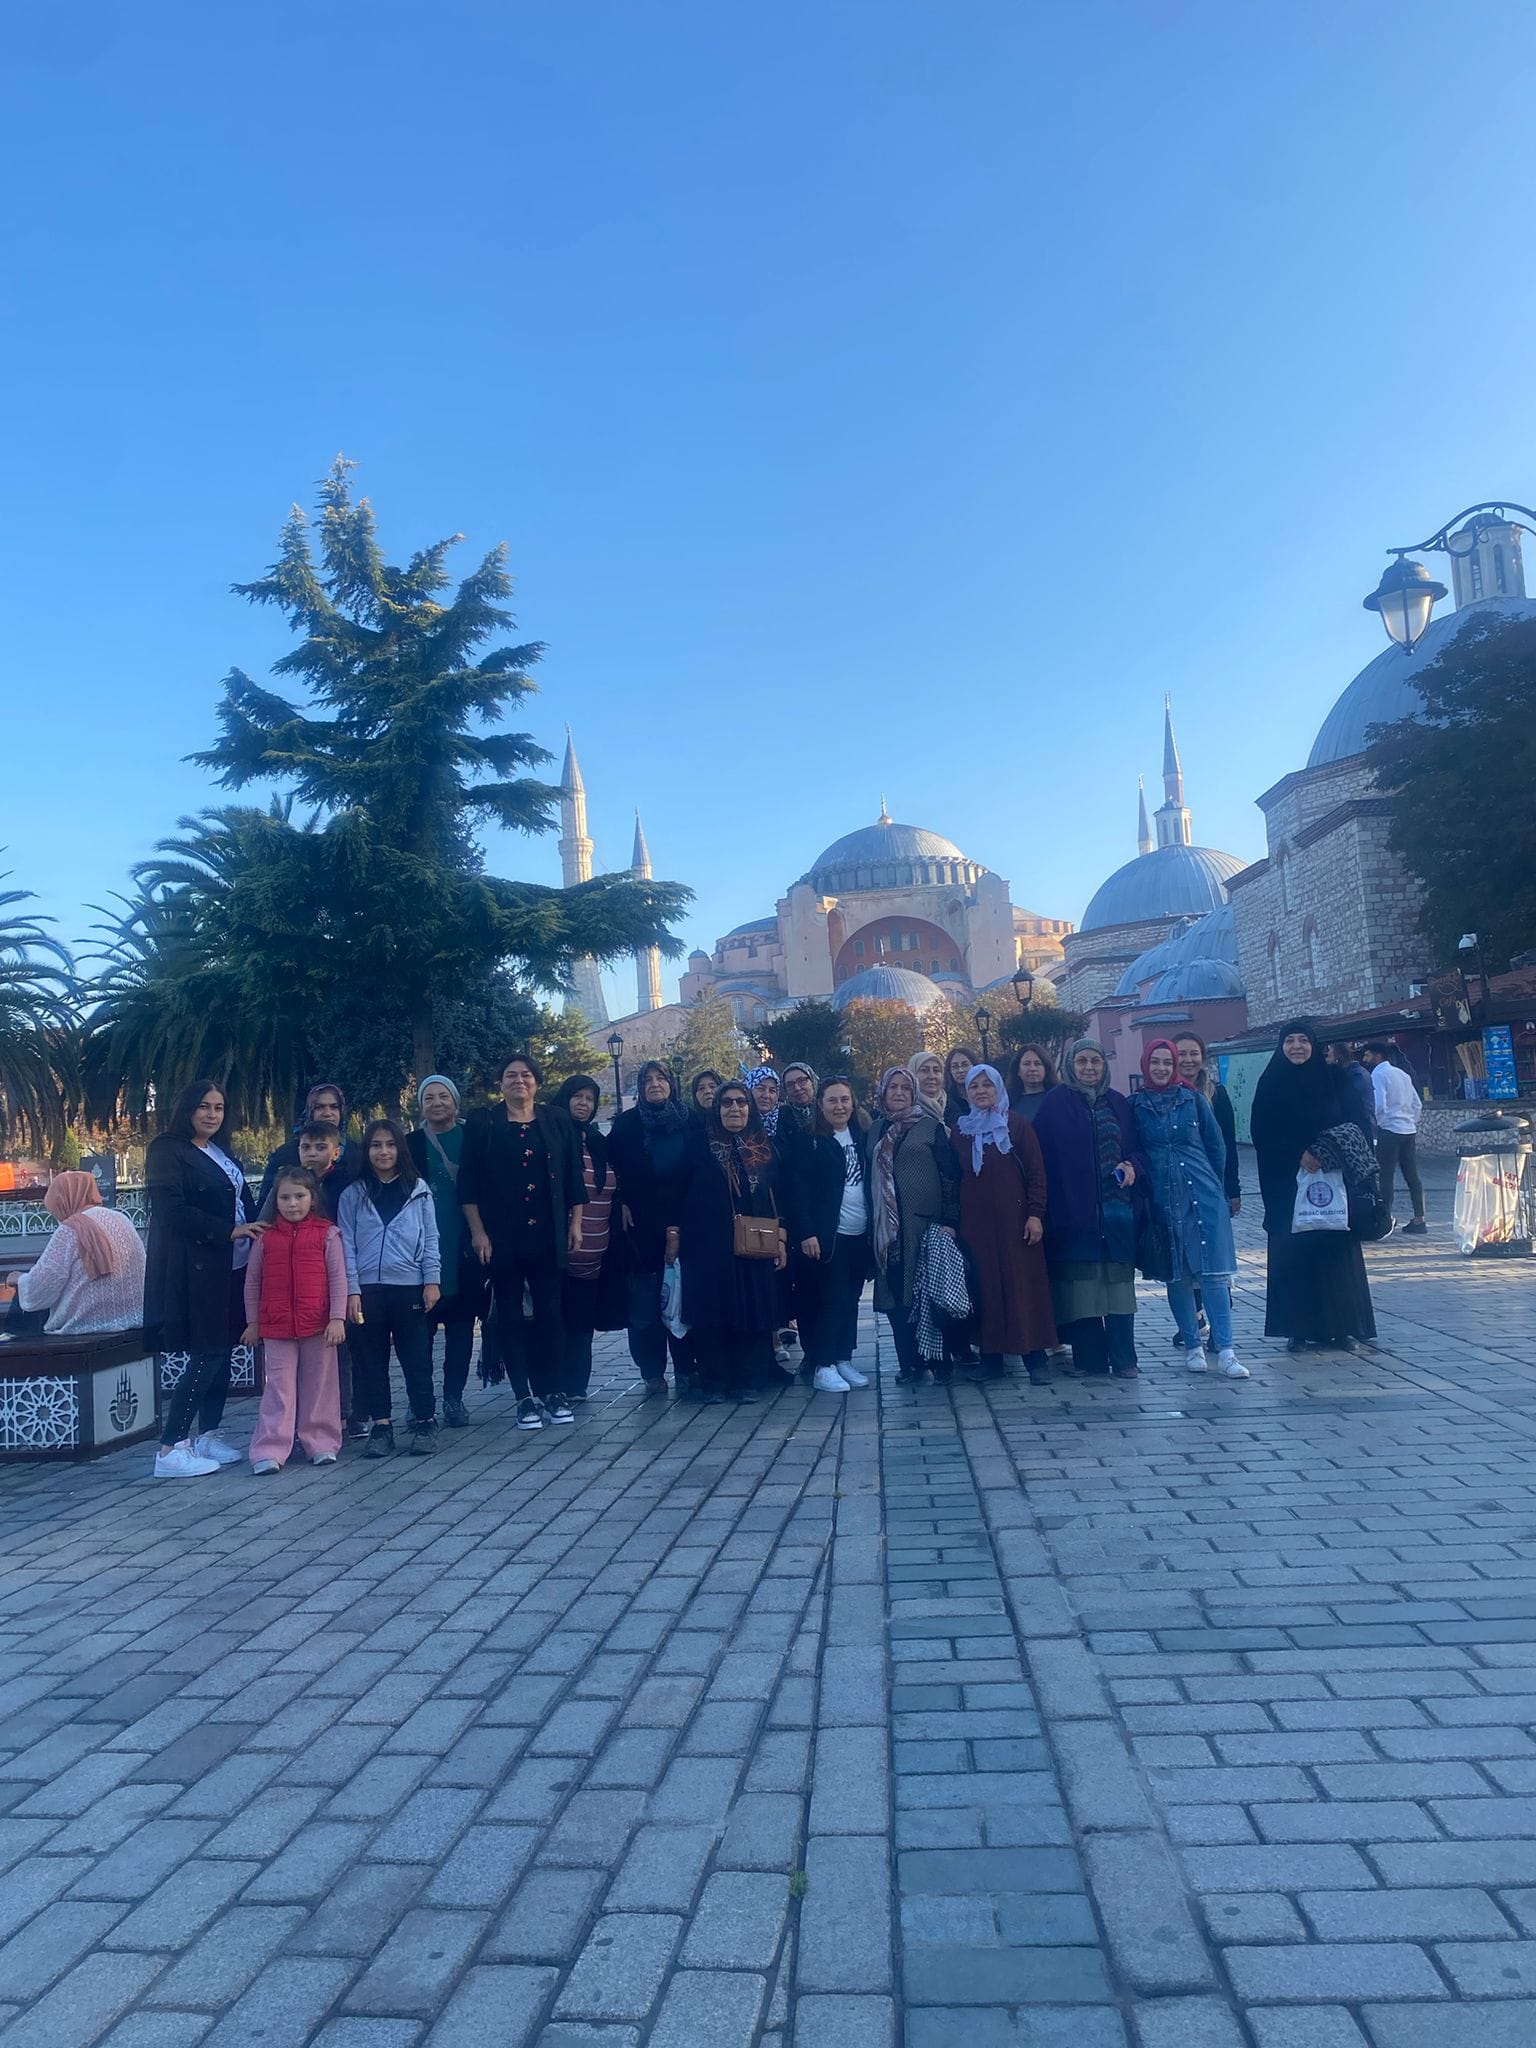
[{"xmin": 338, "ymin": 1119, "xmax": 442, "ymax": 1457}]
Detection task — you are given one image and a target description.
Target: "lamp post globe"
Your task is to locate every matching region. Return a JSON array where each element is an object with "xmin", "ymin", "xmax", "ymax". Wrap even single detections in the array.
[
  {"xmin": 1364, "ymin": 556, "xmax": 1448, "ymax": 653},
  {"xmin": 1011, "ymin": 965, "xmax": 1035, "ymax": 1010}
]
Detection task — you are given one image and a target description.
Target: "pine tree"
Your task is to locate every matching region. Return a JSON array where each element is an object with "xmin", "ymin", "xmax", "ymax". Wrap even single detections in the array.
[{"xmin": 670, "ymin": 993, "xmax": 747, "ymax": 1087}]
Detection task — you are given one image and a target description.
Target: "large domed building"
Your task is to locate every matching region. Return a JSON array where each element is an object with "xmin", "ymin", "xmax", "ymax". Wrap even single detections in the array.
[
  {"xmin": 1227, "ymin": 515, "xmax": 1536, "ymax": 1032},
  {"xmin": 678, "ymin": 804, "xmax": 1071, "ymax": 1028}
]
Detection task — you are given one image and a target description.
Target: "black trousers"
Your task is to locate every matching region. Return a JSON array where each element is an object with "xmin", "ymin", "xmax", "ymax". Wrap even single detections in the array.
[
  {"xmin": 693, "ymin": 1324, "xmax": 772, "ymax": 1395},
  {"xmin": 160, "ymin": 1266, "xmax": 242, "ymax": 1445},
  {"xmin": 429, "ymin": 1259, "xmax": 491, "ymax": 1402},
  {"xmin": 802, "ymin": 1235, "xmax": 869, "ymax": 1371},
  {"xmin": 626, "ymin": 1267, "xmax": 691, "ymax": 1385},
  {"xmin": 490, "ymin": 1249, "xmax": 563, "ymax": 1401},
  {"xmin": 1061, "ymin": 1314, "xmax": 1137, "ymax": 1375},
  {"xmin": 1377, "ymin": 1130, "xmax": 1425, "ymax": 1218},
  {"xmin": 353, "ymin": 1284, "xmax": 435, "ymax": 1422}
]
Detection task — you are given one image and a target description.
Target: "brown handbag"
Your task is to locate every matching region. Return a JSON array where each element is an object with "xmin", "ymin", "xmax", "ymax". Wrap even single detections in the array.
[{"xmin": 732, "ymin": 1199, "xmax": 781, "ymax": 1261}]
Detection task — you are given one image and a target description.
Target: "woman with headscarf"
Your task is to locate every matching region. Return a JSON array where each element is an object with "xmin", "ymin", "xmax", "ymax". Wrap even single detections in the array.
[
  {"xmin": 407, "ymin": 1074, "xmax": 490, "ymax": 1428},
  {"xmin": 689, "ymin": 1071, "xmax": 722, "ymax": 1121},
  {"xmin": 1250, "ymin": 1020, "xmax": 1376, "ymax": 1354},
  {"xmin": 868, "ymin": 1066, "xmax": 962, "ymax": 1382},
  {"xmin": 944, "ymin": 1047, "xmax": 977, "ymax": 1123},
  {"xmin": 1174, "ymin": 1035, "xmax": 1241, "ymax": 1212},
  {"xmin": 12, "ymin": 1172, "xmax": 145, "ymax": 1335},
  {"xmin": 951, "ymin": 1064, "xmax": 1057, "ymax": 1383},
  {"xmin": 1031, "ymin": 1040, "xmax": 1144, "ymax": 1377},
  {"xmin": 908, "ymin": 1052, "xmax": 950, "ymax": 1123},
  {"xmin": 745, "ymin": 1065, "xmax": 782, "ymax": 1136},
  {"xmin": 789, "ymin": 1074, "xmax": 873, "ymax": 1395},
  {"xmin": 1005, "ymin": 1045, "xmax": 1058, "ymax": 1123},
  {"xmin": 553, "ymin": 1073, "xmax": 628, "ymax": 1401},
  {"xmin": 609, "ymin": 1060, "xmax": 694, "ymax": 1392},
  {"xmin": 1132, "ymin": 1041, "xmax": 1248, "ymax": 1379},
  {"xmin": 255, "ymin": 1081, "xmax": 365, "ymax": 1215},
  {"xmin": 666, "ymin": 1078, "xmax": 788, "ymax": 1402}
]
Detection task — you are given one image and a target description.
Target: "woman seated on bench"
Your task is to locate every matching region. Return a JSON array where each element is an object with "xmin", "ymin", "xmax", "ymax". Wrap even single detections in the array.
[{"xmin": 10, "ymin": 1172, "xmax": 145, "ymax": 1336}]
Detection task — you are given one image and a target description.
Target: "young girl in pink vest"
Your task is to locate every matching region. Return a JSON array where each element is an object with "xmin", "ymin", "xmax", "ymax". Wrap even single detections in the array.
[{"xmin": 242, "ymin": 1167, "xmax": 347, "ymax": 1473}]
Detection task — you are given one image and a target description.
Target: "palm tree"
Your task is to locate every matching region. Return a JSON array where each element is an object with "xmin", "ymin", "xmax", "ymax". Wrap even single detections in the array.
[{"xmin": 0, "ymin": 865, "xmax": 75, "ymax": 1152}]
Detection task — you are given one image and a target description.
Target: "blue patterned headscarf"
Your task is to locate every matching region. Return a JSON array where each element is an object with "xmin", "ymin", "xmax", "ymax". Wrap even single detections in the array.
[{"xmin": 743, "ymin": 1065, "xmax": 781, "ymax": 1136}]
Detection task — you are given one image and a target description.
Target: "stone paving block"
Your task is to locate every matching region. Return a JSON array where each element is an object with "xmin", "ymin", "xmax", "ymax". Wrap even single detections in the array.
[
  {"xmin": 103, "ymin": 1858, "xmax": 258, "ymax": 1949},
  {"xmin": 1248, "ymin": 2012, "xmax": 1368, "ymax": 2048},
  {"xmin": 1224, "ymin": 1941, "xmax": 1447, "ymax": 2000},
  {"xmin": 788, "ymin": 1993, "xmax": 896, "ymax": 2047},
  {"xmin": 1131, "ymin": 1998, "xmax": 1247, "ymax": 2048},
  {"xmin": 1200, "ymin": 1892, "xmax": 1307, "ymax": 1943},
  {"xmin": 147, "ymin": 1904, "xmax": 307, "ymax": 2009},
  {"xmin": 0, "ymin": 1949, "xmax": 167, "ymax": 2048},
  {"xmin": 680, "ymin": 1869, "xmax": 789, "ymax": 1969},
  {"xmin": 1434, "ymin": 1939, "xmax": 1536, "ymax": 1995},
  {"xmin": 198, "ymin": 1957, "xmax": 355, "ymax": 2048},
  {"xmin": 586, "ymin": 1727, "xmax": 675, "ymax": 1787},
  {"xmin": 1252, "ymin": 1800, "xmax": 1439, "ymax": 1841},
  {"xmin": 647, "ymin": 1754, "xmax": 743, "ymax": 1824},
  {"xmin": 1373, "ymin": 1839, "xmax": 1536, "ymax": 1885},
  {"xmin": 1361, "ymin": 2009, "xmax": 1536, "ymax": 2048},
  {"xmin": 1180, "ymin": 1843, "xmax": 1374, "ymax": 1891},
  {"xmin": 421, "ymin": 1963, "xmax": 557, "ymax": 2046},
  {"xmin": 422, "ymin": 1822, "xmax": 539, "ymax": 1908},
  {"xmin": 811, "ymin": 1724, "xmax": 889, "ymax": 1834},
  {"xmin": 367, "ymin": 1786, "xmax": 481, "ymax": 1863},
  {"xmin": 484, "ymin": 1865, "xmax": 605, "ymax": 1962},
  {"xmin": 797, "ymin": 1835, "xmax": 892, "ymax": 1994},
  {"xmin": 720, "ymin": 1790, "xmax": 802, "ymax": 1871},
  {"xmin": 323, "ymin": 1757, "xmax": 433, "ymax": 1821},
  {"xmin": 551, "ymin": 1911, "xmax": 682, "ymax": 2022},
  {"xmin": 904, "ymin": 1941, "xmax": 1112, "ymax": 2004},
  {"xmin": 1053, "ymin": 1721, "xmax": 1155, "ymax": 1831},
  {"xmin": 342, "ymin": 1908, "xmax": 488, "ymax": 2016},
  {"xmin": 99, "ymin": 2014, "xmax": 215, "ymax": 2048},
  {"xmin": 288, "ymin": 1863, "xmax": 426, "ymax": 1958},
  {"xmin": 245, "ymin": 1824, "xmax": 375, "ymax": 1903},
  {"xmin": 307, "ymin": 2026, "xmax": 422, "ymax": 2048},
  {"xmin": 1081, "ymin": 1831, "xmax": 1216, "ymax": 1994},
  {"xmin": 906, "ymin": 2011, "xmax": 1128, "ymax": 2048},
  {"xmin": 0, "ymin": 1852, "xmax": 95, "ymax": 1941}
]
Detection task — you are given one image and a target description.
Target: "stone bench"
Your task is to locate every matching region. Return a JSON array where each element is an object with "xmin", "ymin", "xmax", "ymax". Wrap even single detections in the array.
[{"xmin": 0, "ymin": 1328, "xmax": 161, "ymax": 1460}]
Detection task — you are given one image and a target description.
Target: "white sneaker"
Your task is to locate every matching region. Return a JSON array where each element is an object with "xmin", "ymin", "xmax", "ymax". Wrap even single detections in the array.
[
  {"xmin": 1218, "ymin": 1350, "xmax": 1250, "ymax": 1379},
  {"xmin": 311, "ymin": 1452, "xmax": 338, "ymax": 1466},
  {"xmin": 190, "ymin": 1432, "xmax": 242, "ymax": 1467},
  {"xmin": 252, "ymin": 1459, "xmax": 281, "ymax": 1475},
  {"xmin": 834, "ymin": 1362, "xmax": 869, "ymax": 1389},
  {"xmin": 1186, "ymin": 1352, "xmax": 1209, "ymax": 1372},
  {"xmin": 813, "ymin": 1367, "xmax": 849, "ymax": 1395},
  {"xmin": 154, "ymin": 1442, "xmax": 220, "ymax": 1478}
]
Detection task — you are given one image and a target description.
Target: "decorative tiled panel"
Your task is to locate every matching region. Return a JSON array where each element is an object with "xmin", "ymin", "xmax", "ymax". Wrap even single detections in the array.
[
  {"xmin": 0, "ymin": 1375, "xmax": 81, "ymax": 1451},
  {"xmin": 158, "ymin": 1344, "xmax": 257, "ymax": 1394}
]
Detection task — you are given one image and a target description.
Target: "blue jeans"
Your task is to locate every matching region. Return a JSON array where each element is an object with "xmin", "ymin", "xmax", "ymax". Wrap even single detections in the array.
[{"xmin": 1169, "ymin": 1278, "xmax": 1232, "ymax": 1351}]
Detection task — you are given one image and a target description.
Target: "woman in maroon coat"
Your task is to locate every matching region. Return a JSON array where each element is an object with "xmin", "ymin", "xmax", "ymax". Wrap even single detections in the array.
[{"xmin": 951, "ymin": 1064, "xmax": 1058, "ymax": 1384}]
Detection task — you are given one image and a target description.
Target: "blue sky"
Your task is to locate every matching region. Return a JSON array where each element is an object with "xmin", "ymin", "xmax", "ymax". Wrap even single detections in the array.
[{"xmin": 6, "ymin": 1, "xmax": 1533, "ymax": 1016}]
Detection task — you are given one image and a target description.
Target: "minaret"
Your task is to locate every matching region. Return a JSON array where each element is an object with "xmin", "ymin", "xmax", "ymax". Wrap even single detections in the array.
[
  {"xmin": 632, "ymin": 812, "xmax": 663, "ymax": 1013},
  {"xmin": 1136, "ymin": 778, "xmax": 1153, "ymax": 856},
  {"xmin": 559, "ymin": 729, "xmax": 609, "ymax": 1026},
  {"xmin": 1154, "ymin": 697, "xmax": 1193, "ymax": 849}
]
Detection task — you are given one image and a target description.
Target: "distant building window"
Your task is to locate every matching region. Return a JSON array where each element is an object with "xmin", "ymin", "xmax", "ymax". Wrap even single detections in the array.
[
  {"xmin": 1304, "ymin": 919, "xmax": 1324, "ymax": 988},
  {"xmin": 949, "ymin": 956, "xmax": 961, "ymax": 972},
  {"xmin": 930, "ymin": 960, "xmax": 940, "ymax": 975},
  {"xmin": 1495, "ymin": 544, "xmax": 1509, "ymax": 594},
  {"xmin": 908, "ymin": 932, "xmax": 920, "ymax": 949},
  {"xmin": 1267, "ymin": 934, "xmax": 1281, "ymax": 1003},
  {"xmin": 855, "ymin": 940, "xmax": 865, "ymax": 959},
  {"xmin": 1469, "ymin": 552, "xmax": 1484, "ymax": 599}
]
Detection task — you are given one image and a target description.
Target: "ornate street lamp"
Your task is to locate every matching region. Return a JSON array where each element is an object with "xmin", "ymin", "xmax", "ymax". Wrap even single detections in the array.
[
  {"xmin": 1011, "ymin": 965, "xmax": 1035, "ymax": 1011},
  {"xmin": 974, "ymin": 1005, "xmax": 993, "ymax": 1064},
  {"xmin": 1364, "ymin": 500, "xmax": 1536, "ymax": 653},
  {"xmin": 606, "ymin": 1031, "xmax": 624, "ymax": 1115}
]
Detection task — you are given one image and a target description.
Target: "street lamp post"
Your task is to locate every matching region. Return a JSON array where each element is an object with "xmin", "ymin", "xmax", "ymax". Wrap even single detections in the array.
[
  {"xmin": 1458, "ymin": 933, "xmax": 1489, "ymax": 1028},
  {"xmin": 1364, "ymin": 501, "xmax": 1536, "ymax": 653},
  {"xmin": 974, "ymin": 1006, "xmax": 993, "ymax": 1064},
  {"xmin": 1011, "ymin": 965, "xmax": 1035, "ymax": 1012},
  {"xmin": 606, "ymin": 1031, "xmax": 625, "ymax": 1118}
]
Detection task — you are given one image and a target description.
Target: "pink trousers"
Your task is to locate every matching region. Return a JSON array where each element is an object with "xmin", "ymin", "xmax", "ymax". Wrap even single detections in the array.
[{"xmin": 249, "ymin": 1336, "xmax": 343, "ymax": 1465}]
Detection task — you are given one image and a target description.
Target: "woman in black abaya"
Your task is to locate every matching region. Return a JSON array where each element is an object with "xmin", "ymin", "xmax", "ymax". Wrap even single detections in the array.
[{"xmin": 1250, "ymin": 1019, "xmax": 1376, "ymax": 1352}]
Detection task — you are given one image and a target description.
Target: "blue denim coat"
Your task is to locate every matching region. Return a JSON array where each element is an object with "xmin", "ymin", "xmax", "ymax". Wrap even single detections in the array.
[{"xmin": 1131, "ymin": 1085, "xmax": 1235, "ymax": 1282}]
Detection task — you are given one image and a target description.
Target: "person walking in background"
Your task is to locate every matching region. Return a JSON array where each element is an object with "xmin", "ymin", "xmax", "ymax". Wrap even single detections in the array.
[
  {"xmin": 1132, "ymin": 1041, "xmax": 1248, "ymax": 1379},
  {"xmin": 1031, "ymin": 1040, "xmax": 1143, "ymax": 1378},
  {"xmin": 242, "ymin": 1167, "xmax": 347, "ymax": 1472},
  {"xmin": 952, "ymin": 1063, "xmax": 1057, "ymax": 1384},
  {"xmin": 667, "ymin": 1079, "xmax": 788, "ymax": 1403},
  {"xmin": 339, "ymin": 1119, "xmax": 441, "ymax": 1456},
  {"xmin": 909, "ymin": 1052, "xmax": 950, "ymax": 1121},
  {"xmin": 791, "ymin": 1074, "xmax": 872, "ymax": 1395},
  {"xmin": 610, "ymin": 1060, "xmax": 693, "ymax": 1395},
  {"xmin": 1004, "ymin": 1044, "xmax": 1057, "ymax": 1123},
  {"xmin": 144, "ymin": 1081, "xmax": 264, "ymax": 1478},
  {"xmin": 1329, "ymin": 1043, "xmax": 1377, "ymax": 1138},
  {"xmin": 1250, "ymin": 1020, "xmax": 1376, "ymax": 1354},
  {"xmin": 408, "ymin": 1075, "xmax": 488, "ymax": 1428},
  {"xmin": 944, "ymin": 1047, "xmax": 977, "ymax": 1121},
  {"xmin": 554, "ymin": 1073, "xmax": 628, "ymax": 1401},
  {"xmin": 12, "ymin": 1171, "xmax": 144, "ymax": 1336},
  {"xmin": 1361, "ymin": 1041, "xmax": 1426, "ymax": 1234},
  {"xmin": 460, "ymin": 1053, "xmax": 585, "ymax": 1429},
  {"xmin": 868, "ymin": 1066, "xmax": 961, "ymax": 1383}
]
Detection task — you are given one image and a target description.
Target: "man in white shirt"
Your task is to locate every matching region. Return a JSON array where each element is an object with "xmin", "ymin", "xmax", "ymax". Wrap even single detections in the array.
[{"xmin": 1360, "ymin": 1042, "xmax": 1426, "ymax": 1234}]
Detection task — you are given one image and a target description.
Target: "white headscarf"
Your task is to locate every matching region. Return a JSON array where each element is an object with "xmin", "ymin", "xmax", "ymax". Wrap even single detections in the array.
[
  {"xmin": 956, "ymin": 1063, "xmax": 1012, "ymax": 1174},
  {"xmin": 907, "ymin": 1052, "xmax": 949, "ymax": 1121}
]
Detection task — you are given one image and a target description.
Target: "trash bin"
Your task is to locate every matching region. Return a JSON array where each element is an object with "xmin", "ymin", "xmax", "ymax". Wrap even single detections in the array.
[{"xmin": 1453, "ymin": 1113, "xmax": 1536, "ymax": 1257}]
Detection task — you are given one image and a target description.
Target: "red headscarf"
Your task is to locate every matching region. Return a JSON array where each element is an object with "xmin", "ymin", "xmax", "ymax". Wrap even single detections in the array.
[
  {"xmin": 1139, "ymin": 1039, "xmax": 1181, "ymax": 1093},
  {"xmin": 44, "ymin": 1171, "xmax": 126, "ymax": 1281}
]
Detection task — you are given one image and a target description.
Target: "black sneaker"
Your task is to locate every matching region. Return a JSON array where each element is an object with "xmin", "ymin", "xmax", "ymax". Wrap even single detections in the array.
[
  {"xmin": 442, "ymin": 1396, "xmax": 469, "ymax": 1428},
  {"xmin": 516, "ymin": 1398, "xmax": 544, "ymax": 1430},
  {"xmin": 1027, "ymin": 1362, "xmax": 1051, "ymax": 1386},
  {"xmin": 348, "ymin": 1415, "xmax": 373, "ymax": 1441},
  {"xmin": 362, "ymin": 1421, "xmax": 394, "ymax": 1458},
  {"xmin": 409, "ymin": 1417, "xmax": 438, "ymax": 1455},
  {"xmin": 1404, "ymin": 1218, "xmax": 1428, "ymax": 1235},
  {"xmin": 547, "ymin": 1395, "xmax": 575, "ymax": 1425},
  {"xmin": 642, "ymin": 1378, "xmax": 667, "ymax": 1396}
]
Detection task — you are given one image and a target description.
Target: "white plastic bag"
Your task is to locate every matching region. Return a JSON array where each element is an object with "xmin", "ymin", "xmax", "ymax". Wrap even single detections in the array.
[
  {"xmin": 1293, "ymin": 1167, "xmax": 1348, "ymax": 1233},
  {"xmin": 659, "ymin": 1260, "xmax": 689, "ymax": 1339}
]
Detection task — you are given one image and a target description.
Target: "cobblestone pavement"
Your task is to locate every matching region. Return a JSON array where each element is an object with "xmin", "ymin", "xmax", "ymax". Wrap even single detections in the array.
[{"xmin": 3, "ymin": 1156, "xmax": 1536, "ymax": 2046}]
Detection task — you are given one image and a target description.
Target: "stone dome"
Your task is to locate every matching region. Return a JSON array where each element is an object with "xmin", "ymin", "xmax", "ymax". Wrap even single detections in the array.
[
  {"xmin": 1080, "ymin": 844, "xmax": 1244, "ymax": 934},
  {"xmin": 804, "ymin": 816, "xmax": 983, "ymax": 894},
  {"xmin": 831, "ymin": 964, "xmax": 948, "ymax": 1014},
  {"xmin": 1115, "ymin": 902, "xmax": 1241, "ymax": 1000},
  {"xmin": 1308, "ymin": 595, "xmax": 1536, "ymax": 768}
]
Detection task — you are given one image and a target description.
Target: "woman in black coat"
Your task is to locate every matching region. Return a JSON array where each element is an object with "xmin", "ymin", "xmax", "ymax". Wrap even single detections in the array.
[
  {"xmin": 666, "ymin": 1079, "xmax": 788, "ymax": 1403},
  {"xmin": 1250, "ymin": 1019, "xmax": 1376, "ymax": 1353},
  {"xmin": 789, "ymin": 1075, "xmax": 872, "ymax": 1394},
  {"xmin": 143, "ymin": 1079, "xmax": 263, "ymax": 1476},
  {"xmin": 609, "ymin": 1061, "xmax": 694, "ymax": 1392}
]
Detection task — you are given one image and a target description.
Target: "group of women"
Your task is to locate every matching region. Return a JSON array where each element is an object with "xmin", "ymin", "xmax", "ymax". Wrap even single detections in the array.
[{"xmin": 87, "ymin": 1011, "xmax": 1381, "ymax": 1474}]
